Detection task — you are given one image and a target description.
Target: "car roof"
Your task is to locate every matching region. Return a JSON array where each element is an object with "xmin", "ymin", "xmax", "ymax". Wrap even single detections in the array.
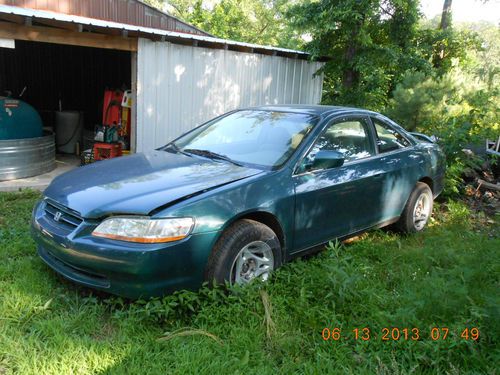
[{"xmin": 244, "ymin": 104, "xmax": 376, "ymax": 117}]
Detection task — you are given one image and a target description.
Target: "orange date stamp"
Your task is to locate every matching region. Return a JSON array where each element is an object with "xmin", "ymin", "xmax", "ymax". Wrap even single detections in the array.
[{"xmin": 321, "ymin": 327, "xmax": 480, "ymax": 341}]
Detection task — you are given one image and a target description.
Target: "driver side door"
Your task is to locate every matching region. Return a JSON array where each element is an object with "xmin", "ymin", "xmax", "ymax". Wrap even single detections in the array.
[{"xmin": 292, "ymin": 116, "xmax": 385, "ymax": 253}]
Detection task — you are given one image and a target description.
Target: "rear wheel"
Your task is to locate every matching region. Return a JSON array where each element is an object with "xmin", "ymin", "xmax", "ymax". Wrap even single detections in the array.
[
  {"xmin": 396, "ymin": 182, "xmax": 433, "ymax": 233},
  {"xmin": 205, "ymin": 219, "xmax": 282, "ymax": 285}
]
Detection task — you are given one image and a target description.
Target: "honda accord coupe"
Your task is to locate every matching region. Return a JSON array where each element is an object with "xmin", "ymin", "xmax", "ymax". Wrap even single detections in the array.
[{"xmin": 31, "ymin": 105, "xmax": 445, "ymax": 298}]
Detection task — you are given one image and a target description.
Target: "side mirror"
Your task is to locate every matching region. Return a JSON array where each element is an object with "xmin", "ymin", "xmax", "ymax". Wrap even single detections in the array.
[{"xmin": 308, "ymin": 150, "xmax": 345, "ymax": 171}]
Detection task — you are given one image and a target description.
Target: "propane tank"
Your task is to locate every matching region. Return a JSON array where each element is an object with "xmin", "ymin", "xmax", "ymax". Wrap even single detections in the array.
[{"xmin": 0, "ymin": 96, "xmax": 43, "ymax": 140}]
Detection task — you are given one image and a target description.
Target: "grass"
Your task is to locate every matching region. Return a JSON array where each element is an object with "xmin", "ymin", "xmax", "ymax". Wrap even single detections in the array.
[{"xmin": 0, "ymin": 190, "xmax": 498, "ymax": 374}]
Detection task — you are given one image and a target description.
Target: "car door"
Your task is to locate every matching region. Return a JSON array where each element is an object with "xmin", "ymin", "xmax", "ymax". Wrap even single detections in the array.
[
  {"xmin": 369, "ymin": 116, "xmax": 419, "ymax": 222},
  {"xmin": 292, "ymin": 116, "xmax": 385, "ymax": 253}
]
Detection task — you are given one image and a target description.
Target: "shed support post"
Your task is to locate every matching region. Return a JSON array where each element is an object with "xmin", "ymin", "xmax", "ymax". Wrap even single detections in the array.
[{"xmin": 130, "ymin": 51, "xmax": 138, "ymax": 153}]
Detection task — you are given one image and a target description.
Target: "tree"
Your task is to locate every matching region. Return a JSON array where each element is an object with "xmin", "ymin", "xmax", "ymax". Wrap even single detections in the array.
[
  {"xmin": 433, "ymin": 0, "xmax": 453, "ymax": 66},
  {"xmin": 288, "ymin": 0, "xmax": 424, "ymax": 109},
  {"xmin": 439, "ymin": 0, "xmax": 452, "ymax": 31},
  {"xmin": 466, "ymin": 22, "xmax": 500, "ymax": 89},
  {"xmin": 143, "ymin": 0, "xmax": 167, "ymax": 11},
  {"xmin": 163, "ymin": 0, "xmax": 301, "ymax": 48}
]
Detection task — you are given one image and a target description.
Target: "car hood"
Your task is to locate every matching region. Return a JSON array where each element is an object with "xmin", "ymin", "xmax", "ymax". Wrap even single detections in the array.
[{"xmin": 44, "ymin": 151, "xmax": 263, "ymax": 218}]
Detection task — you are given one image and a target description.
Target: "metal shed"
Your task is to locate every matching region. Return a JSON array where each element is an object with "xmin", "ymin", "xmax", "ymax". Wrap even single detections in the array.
[
  {"xmin": 136, "ymin": 39, "xmax": 323, "ymax": 151},
  {"xmin": 0, "ymin": 1, "xmax": 324, "ymax": 154}
]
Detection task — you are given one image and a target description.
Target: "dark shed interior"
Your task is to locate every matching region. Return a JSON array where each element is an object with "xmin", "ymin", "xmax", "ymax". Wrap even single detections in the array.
[{"xmin": 0, "ymin": 40, "xmax": 131, "ymax": 132}]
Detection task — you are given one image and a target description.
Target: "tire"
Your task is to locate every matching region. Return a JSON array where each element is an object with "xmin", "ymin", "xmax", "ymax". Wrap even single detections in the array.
[
  {"xmin": 396, "ymin": 182, "xmax": 434, "ymax": 233},
  {"xmin": 205, "ymin": 219, "xmax": 282, "ymax": 285}
]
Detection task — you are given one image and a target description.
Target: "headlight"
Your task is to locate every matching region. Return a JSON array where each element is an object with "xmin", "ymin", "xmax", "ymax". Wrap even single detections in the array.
[{"xmin": 92, "ymin": 217, "xmax": 194, "ymax": 243}]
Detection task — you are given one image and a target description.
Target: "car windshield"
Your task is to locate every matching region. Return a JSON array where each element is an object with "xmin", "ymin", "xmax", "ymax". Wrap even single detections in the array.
[{"xmin": 171, "ymin": 110, "xmax": 318, "ymax": 168}]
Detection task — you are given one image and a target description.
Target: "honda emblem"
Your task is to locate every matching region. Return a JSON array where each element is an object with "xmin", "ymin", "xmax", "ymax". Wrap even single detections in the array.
[{"xmin": 54, "ymin": 211, "xmax": 62, "ymax": 222}]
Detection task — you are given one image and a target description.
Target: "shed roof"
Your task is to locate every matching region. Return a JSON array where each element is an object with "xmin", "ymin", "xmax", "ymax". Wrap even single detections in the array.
[
  {"xmin": 0, "ymin": 4, "xmax": 311, "ymax": 59},
  {"xmin": 0, "ymin": 0, "xmax": 209, "ymax": 36}
]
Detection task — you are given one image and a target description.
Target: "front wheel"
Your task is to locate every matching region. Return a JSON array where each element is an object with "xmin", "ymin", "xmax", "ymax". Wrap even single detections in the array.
[
  {"xmin": 205, "ymin": 219, "xmax": 282, "ymax": 286},
  {"xmin": 396, "ymin": 182, "xmax": 434, "ymax": 233}
]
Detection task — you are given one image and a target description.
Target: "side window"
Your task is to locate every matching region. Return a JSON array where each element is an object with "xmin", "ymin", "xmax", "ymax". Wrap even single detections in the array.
[
  {"xmin": 373, "ymin": 118, "xmax": 411, "ymax": 153},
  {"xmin": 304, "ymin": 118, "xmax": 375, "ymax": 168}
]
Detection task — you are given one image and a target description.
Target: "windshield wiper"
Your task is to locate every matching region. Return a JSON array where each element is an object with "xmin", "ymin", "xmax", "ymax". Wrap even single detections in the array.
[
  {"xmin": 183, "ymin": 149, "xmax": 243, "ymax": 166},
  {"xmin": 164, "ymin": 142, "xmax": 193, "ymax": 157}
]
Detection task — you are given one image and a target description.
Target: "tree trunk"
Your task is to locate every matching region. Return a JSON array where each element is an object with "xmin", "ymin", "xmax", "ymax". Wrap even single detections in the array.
[
  {"xmin": 342, "ymin": 43, "xmax": 358, "ymax": 89},
  {"xmin": 342, "ymin": 20, "xmax": 362, "ymax": 90},
  {"xmin": 439, "ymin": 0, "xmax": 452, "ymax": 30},
  {"xmin": 341, "ymin": 3, "xmax": 369, "ymax": 91},
  {"xmin": 435, "ymin": 0, "xmax": 452, "ymax": 65}
]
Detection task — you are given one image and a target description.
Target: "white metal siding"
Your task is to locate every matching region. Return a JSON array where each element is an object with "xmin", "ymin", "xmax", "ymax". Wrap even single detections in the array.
[{"xmin": 136, "ymin": 38, "xmax": 324, "ymax": 151}]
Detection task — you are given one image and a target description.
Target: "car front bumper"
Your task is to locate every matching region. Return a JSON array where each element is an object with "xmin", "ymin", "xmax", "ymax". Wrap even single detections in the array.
[{"xmin": 31, "ymin": 200, "xmax": 221, "ymax": 299}]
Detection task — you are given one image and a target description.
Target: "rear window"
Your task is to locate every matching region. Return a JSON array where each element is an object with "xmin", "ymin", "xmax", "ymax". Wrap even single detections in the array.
[{"xmin": 372, "ymin": 118, "xmax": 411, "ymax": 153}]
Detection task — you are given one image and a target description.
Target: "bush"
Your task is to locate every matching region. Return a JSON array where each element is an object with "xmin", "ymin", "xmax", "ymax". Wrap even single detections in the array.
[{"xmin": 386, "ymin": 67, "xmax": 499, "ymax": 196}]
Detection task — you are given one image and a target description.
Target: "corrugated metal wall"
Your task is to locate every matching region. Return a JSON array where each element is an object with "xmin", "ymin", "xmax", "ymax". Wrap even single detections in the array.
[
  {"xmin": 136, "ymin": 38, "xmax": 324, "ymax": 152},
  {"xmin": 0, "ymin": 0, "xmax": 207, "ymax": 35}
]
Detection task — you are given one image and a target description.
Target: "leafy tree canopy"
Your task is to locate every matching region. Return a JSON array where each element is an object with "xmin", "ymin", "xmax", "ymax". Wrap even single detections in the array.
[
  {"xmin": 287, "ymin": 0, "xmax": 428, "ymax": 109},
  {"xmin": 146, "ymin": 0, "xmax": 302, "ymax": 49}
]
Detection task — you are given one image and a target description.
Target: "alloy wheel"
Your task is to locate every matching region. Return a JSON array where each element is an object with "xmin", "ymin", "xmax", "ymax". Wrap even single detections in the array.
[
  {"xmin": 230, "ymin": 240, "xmax": 274, "ymax": 285},
  {"xmin": 413, "ymin": 191, "xmax": 432, "ymax": 230}
]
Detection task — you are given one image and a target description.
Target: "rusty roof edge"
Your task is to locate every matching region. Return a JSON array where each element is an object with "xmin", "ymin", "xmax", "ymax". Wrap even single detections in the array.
[
  {"xmin": 134, "ymin": 0, "xmax": 213, "ymax": 37},
  {"xmin": 0, "ymin": 5, "xmax": 313, "ymax": 57}
]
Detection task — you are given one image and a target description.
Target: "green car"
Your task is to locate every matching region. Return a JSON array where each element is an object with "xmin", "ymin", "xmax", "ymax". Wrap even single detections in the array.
[{"xmin": 31, "ymin": 106, "xmax": 445, "ymax": 298}]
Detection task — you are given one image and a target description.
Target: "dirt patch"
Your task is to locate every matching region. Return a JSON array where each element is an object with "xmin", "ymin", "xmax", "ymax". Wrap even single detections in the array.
[{"xmin": 91, "ymin": 320, "xmax": 116, "ymax": 342}]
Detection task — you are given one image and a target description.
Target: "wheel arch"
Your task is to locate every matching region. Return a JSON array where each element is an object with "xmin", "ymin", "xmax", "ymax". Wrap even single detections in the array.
[
  {"xmin": 219, "ymin": 210, "xmax": 286, "ymax": 256},
  {"xmin": 398, "ymin": 177, "xmax": 435, "ymax": 218},
  {"xmin": 418, "ymin": 176, "xmax": 434, "ymax": 193}
]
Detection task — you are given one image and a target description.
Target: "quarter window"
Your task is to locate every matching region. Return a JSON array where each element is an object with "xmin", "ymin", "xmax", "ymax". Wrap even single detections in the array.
[
  {"xmin": 304, "ymin": 118, "xmax": 375, "ymax": 168},
  {"xmin": 373, "ymin": 118, "xmax": 411, "ymax": 153}
]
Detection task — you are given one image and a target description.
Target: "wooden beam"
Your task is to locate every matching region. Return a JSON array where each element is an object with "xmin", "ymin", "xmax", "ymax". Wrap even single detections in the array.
[
  {"xmin": 0, "ymin": 22, "xmax": 138, "ymax": 51},
  {"xmin": 0, "ymin": 13, "xmax": 25, "ymax": 24},
  {"xmin": 253, "ymin": 48, "xmax": 275, "ymax": 56},
  {"xmin": 32, "ymin": 18, "xmax": 83, "ymax": 33}
]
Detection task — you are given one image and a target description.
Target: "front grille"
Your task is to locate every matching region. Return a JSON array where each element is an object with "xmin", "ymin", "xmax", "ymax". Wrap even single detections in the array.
[{"xmin": 44, "ymin": 199, "xmax": 83, "ymax": 229}]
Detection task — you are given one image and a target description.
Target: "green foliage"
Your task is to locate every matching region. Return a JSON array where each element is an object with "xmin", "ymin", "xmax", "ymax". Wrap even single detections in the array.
[
  {"xmin": 142, "ymin": 0, "xmax": 167, "ymax": 11},
  {"xmin": 164, "ymin": 0, "xmax": 302, "ymax": 48},
  {"xmin": 0, "ymin": 191, "xmax": 498, "ymax": 374},
  {"xmin": 109, "ymin": 282, "xmax": 229, "ymax": 323},
  {"xmin": 288, "ymin": 0, "xmax": 426, "ymax": 110},
  {"xmin": 441, "ymin": 152, "xmax": 489, "ymax": 198},
  {"xmin": 387, "ymin": 69, "xmax": 478, "ymax": 133},
  {"xmin": 417, "ymin": 20, "xmax": 482, "ymax": 75},
  {"xmin": 463, "ymin": 22, "xmax": 500, "ymax": 90},
  {"xmin": 387, "ymin": 65, "xmax": 499, "ymax": 196}
]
